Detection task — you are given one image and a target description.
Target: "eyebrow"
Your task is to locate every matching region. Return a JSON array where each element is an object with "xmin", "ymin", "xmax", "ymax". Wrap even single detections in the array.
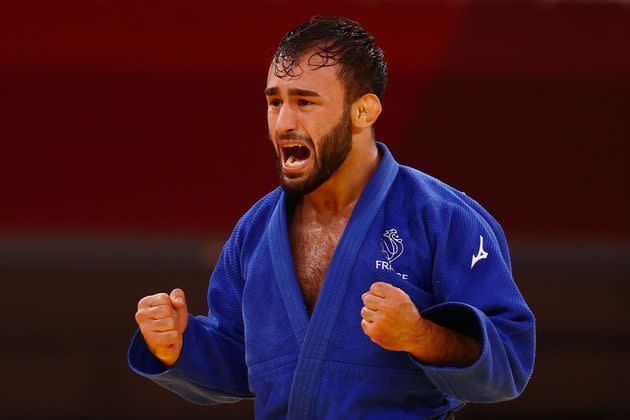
[{"xmin": 264, "ymin": 87, "xmax": 321, "ymax": 97}]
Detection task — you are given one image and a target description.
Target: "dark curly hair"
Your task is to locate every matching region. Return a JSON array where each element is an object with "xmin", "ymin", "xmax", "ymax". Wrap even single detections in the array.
[{"xmin": 272, "ymin": 16, "xmax": 387, "ymax": 105}]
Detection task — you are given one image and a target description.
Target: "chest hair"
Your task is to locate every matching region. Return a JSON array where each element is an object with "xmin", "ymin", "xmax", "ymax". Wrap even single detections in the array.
[{"xmin": 289, "ymin": 216, "xmax": 348, "ymax": 316}]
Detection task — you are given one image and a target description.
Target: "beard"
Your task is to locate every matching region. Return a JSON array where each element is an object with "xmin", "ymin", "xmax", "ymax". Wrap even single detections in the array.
[{"xmin": 270, "ymin": 105, "xmax": 353, "ymax": 199}]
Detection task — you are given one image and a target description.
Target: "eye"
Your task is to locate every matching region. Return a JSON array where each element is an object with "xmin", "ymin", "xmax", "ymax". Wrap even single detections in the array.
[
  {"xmin": 298, "ymin": 99, "xmax": 313, "ymax": 106},
  {"xmin": 268, "ymin": 99, "xmax": 281, "ymax": 107}
]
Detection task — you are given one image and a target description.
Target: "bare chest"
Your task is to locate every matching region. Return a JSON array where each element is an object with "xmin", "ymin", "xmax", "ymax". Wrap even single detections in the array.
[{"xmin": 289, "ymin": 217, "xmax": 347, "ymax": 316}]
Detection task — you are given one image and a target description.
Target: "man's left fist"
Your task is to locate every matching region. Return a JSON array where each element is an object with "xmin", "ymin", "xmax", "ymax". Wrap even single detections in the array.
[{"xmin": 360, "ymin": 281, "xmax": 428, "ymax": 352}]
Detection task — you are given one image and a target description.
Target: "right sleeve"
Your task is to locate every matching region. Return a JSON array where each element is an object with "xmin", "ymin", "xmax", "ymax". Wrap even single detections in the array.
[
  {"xmin": 127, "ymin": 221, "xmax": 254, "ymax": 405},
  {"xmin": 407, "ymin": 200, "xmax": 535, "ymax": 403}
]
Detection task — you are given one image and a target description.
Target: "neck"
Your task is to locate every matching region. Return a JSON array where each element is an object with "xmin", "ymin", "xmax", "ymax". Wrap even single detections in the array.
[{"xmin": 302, "ymin": 138, "xmax": 380, "ymax": 217}]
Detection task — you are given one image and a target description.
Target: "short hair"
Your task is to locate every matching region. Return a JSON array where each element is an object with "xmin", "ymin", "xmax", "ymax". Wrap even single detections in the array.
[{"xmin": 272, "ymin": 16, "xmax": 387, "ymax": 105}]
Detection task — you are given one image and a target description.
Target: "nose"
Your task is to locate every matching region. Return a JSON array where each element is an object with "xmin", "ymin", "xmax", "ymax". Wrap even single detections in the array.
[{"xmin": 274, "ymin": 103, "xmax": 298, "ymax": 136}]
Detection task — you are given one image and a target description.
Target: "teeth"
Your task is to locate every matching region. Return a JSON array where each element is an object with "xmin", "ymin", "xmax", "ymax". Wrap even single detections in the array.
[
  {"xmin": 285, "ymin": 155, "xmax": 305, "ymax": 167},
  {"xmin": 286, "ymin": 155, "xmax": 298, "ymax": 166}
]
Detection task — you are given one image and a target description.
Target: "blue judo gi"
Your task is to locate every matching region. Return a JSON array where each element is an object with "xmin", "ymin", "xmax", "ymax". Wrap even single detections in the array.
[{"xmin": 128, "ymin": 142, "xmax": 536, "ymax": 419}]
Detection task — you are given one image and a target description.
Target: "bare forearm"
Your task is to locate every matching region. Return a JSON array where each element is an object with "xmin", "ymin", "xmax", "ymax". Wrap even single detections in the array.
[{"xmin": 407, "ymin": 319, "xmax": 481, "ymax": 368}]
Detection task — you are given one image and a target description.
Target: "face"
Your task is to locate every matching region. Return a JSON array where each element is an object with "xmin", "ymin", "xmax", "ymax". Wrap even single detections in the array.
[{"xmin": 265, "ymin": 53, "xmax": 353, "ymax": 197}]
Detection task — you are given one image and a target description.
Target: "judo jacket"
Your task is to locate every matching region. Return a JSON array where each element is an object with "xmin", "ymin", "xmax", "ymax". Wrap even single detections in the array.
[{"xmin": 128, "ymin": 142, "xmax": 536, "ymax": 419}]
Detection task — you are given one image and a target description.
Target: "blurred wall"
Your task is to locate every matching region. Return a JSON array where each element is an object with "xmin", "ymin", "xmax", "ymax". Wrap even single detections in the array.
[{"xmin": 1, "ymin": 1, "xmax": 629, "ymax": 418}]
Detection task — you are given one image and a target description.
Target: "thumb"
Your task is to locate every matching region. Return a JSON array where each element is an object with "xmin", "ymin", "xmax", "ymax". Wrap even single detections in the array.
[{"xmin": 170, "ymin": 288, "xmax": 188, "ymax": 333}]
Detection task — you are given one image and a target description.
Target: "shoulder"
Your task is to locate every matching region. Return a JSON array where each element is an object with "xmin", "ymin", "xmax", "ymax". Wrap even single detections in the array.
[
  {"xmin": 396, "ymin": 165, "xmax": 504, "ymax": 238},
  {"xmin": 234, "ymin": 187, "xmax": 282, "ymax": 229},
  {"xmin": 231, "ymin": 187, "xmax": 282, "ymax": 245},
  {"xmin": 219, "ymin": 188, "xmax": 282, "ymax": 277},
  {"xmin": 396, "ymin": 165, "xmax": 473, "ymax": 216},
  {"xmin": 395, "ymin": 164, "xmax": 512, "ymax": 268}
]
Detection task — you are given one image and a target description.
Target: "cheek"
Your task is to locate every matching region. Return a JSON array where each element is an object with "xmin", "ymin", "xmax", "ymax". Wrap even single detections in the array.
[
  {"xmin": 267, "ymin": 112, "xmax": 276, "ymax": 129},
  {"xmin": 305, "ymin": 123, "xmax": 326, "ymax": 148}
]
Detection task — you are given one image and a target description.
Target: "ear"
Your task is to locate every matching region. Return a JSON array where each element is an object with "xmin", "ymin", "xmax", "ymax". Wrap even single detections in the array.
[{"xmin": 351, "ymin": 93, "xmax": 382, "ymax": 130}]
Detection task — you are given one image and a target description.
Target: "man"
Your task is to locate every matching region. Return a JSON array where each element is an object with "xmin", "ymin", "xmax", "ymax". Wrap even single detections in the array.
[{"xmin": 128, "ymin": 16, "xmax": 536, "ymax": 419}]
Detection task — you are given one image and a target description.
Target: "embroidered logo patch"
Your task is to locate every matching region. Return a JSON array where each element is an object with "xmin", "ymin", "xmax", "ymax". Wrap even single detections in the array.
[
  {"xmin": 376, "ymin": 228, "xmax": 408, "ymax": 280},
  {"xmin": 380, "ymin": 228, "xmax": 404, "ymax": 263}
]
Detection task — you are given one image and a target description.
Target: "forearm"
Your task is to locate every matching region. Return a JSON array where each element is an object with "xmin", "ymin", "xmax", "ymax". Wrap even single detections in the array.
[{"xmin": 407, "ymin": 317, "xmax": 481, "ymax": 368}]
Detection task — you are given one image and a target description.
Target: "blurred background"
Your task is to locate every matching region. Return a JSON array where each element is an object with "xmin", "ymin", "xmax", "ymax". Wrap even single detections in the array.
[{"xmin": 1, "ymin": 0, "xmax": 629, "ymax": 418}]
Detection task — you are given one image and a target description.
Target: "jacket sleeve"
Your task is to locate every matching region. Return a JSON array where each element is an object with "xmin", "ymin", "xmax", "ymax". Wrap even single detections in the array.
[
  {"xmin": 127, "ymin": 218, "xmax": 254, "ymax": 405},
  {"xmin": 408, "ymin": 198, "xmax": 536, "ymax": 403}
]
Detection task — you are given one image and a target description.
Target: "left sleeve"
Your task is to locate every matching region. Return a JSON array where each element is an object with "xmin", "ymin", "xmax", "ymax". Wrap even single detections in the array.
[
  {"xmin": 408, "ymin": 199, "xmax": 536, "ymax": 403},
  {"xmin": 127, "ymin": 212, "xmax": 256, "ymax": 404}
]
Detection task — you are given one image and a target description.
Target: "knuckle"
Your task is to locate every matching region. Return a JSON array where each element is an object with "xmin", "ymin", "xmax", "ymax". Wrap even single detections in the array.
[
  {"xmin": 152, "ymin": 305, "xmax": 171, "ymax": 318},
  {"xmin": 401, "ymin": 299, "xmax": 413, "ymax": 311},
  {"xmin": 138, "ymin": 295, "xmax": 151, "ymax": 309},
  {"xmin": 154, "ymin": 293, "xmax": 170, "ymax": 304},
  {"xmin": 396, "ymin": 289, "xmax": 409, "ymax": 301}
]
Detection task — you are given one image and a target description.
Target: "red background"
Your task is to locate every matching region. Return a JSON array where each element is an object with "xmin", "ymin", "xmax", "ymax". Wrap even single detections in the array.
[
  {"xmin": 1, "ymin": 1, "xmax": 629, "ymax": 418},
  {"xmin": 2, "ymin": 0, "xmax": 628, "ymax": 237}
]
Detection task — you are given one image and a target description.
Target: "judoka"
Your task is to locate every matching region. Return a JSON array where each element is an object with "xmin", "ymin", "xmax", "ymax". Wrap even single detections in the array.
[{"xmin": 128, "ymin": 16, "xmax": 536, "ymax": 419}]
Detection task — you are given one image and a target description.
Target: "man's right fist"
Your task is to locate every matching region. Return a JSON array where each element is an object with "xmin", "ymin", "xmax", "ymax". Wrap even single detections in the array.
[{"xmin": 135, "ymin": 288, "xmax": 189, "ymax": 367}]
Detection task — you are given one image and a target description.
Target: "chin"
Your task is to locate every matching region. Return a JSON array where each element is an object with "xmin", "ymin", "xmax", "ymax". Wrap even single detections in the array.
[{"xmin": 280, "ymin": 175, "xmax": 309, "ymax": 195}]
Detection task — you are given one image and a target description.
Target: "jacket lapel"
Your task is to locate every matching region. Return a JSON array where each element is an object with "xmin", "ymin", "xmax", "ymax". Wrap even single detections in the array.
[
  {"xmin": 271, "ymin": 142, "xmax": 400, "ymax": 419},
  {"xmin": 269, "ymin": 191, "xmax": 310, "ymax": 347}
]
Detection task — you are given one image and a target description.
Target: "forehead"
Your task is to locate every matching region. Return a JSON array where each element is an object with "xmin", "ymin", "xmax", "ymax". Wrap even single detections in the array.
[{"xmin": 266, "ymin": 52, "xmax": 344, "ymax": 96}]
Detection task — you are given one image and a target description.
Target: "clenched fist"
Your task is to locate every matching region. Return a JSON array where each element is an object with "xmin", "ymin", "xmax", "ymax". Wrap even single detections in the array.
[
  {"xmin": 360, "ymin": 281, "xmax": 428, "ymax": 353},
  {"xmin": 134, "ymin": 288, "xmax": 189, "ymax": 367}
]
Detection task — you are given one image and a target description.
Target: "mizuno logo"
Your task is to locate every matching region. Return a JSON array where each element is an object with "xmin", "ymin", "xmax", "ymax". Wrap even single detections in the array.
[{"xmin": 471, "ymin": 235, "xmax": 489, "ymax": 269}]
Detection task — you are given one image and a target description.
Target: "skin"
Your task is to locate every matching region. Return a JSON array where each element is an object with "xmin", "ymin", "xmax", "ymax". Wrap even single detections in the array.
[
  {"xmin": 133, "ymin": 50, "xmax": 481, "ymax": 369},
  {"xmin": 266, "ymin": 51, "xmax": 480, "ymax": 366},
  {"xmin": 265, "ymin": 52, "xmax": 382, "ymax": 315},
  {"xmin": 134, "ymin": 288, "xmax": 187, "ymax": 367},
  {"xmin": 361, "ymin": 282, "xmax": 481, "ymax": 367},
  {"xmin": 265, "ymin": 54, "xmax": 381, "ymax": 212}
]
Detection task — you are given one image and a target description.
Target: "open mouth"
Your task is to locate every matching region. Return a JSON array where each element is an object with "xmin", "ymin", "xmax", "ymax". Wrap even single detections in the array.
[{"xmin": 280, "ymin": 142, "xmax": 312, "ymax": 172}]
